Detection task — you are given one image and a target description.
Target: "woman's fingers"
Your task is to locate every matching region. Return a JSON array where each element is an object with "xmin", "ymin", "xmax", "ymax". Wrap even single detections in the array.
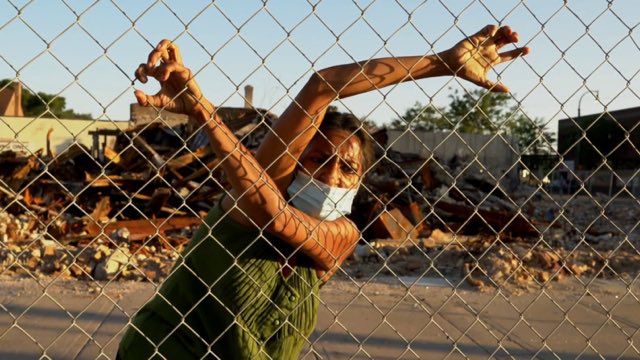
[
  {"xmin": 155, "ymin": 62, "xmax": 182, "ymax": 81},
  {"xmin": 146, "ymin": 49, "xmax": 163, "ymax": 69},
  {"xmin": 167, "ymin": 42, "xmax": 183, "ymax": 64},
  {"xmin": 134, "ymin": 39, "xmax": 207, "ymax": 116},
  {"xmin": 489, "ymin": 26, "xmax": 515, "ymax": 48},
  {"xmin": 472, "ymin": 25, "xmax": 520, "ymax": 49},
  {"xmin": 489, "ymin": 82, "xmax": 509, "ymax": 93},
  {"xmin": 472, "ymin": 24, "xmax": 499, "ymax": 43},
  {"xmin": 135, "ymin": 62, "xmax": 185, "ymax": 90},
  {"xmin": 473, "ymin": 77, "xmax": 509, "ymax": 93},
  {"xmin": 147, "ymin": 39, "xmax": 173, "ymax": 68},
  {"xmin": 140, "ymin": 61, "xmax": 189, "ymax": 83},
  {"xmin": 499, "ymin": 47, "xmax": 531, "ymax": 63},
  {"xmin": 134, "ymin": 89, "xmax": 164, "ymax": 108},
  {"xmin": 135, "ymin": 63, "xmax": 148, "ymax": 83},
  {"xmin": 133, "ymin": 89, "xmax": 146, "ymax": 106}
]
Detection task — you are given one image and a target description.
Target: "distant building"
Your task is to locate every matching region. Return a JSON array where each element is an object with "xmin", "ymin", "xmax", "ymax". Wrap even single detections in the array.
[
  {"xmin": 0, "ymin": 81, "xmax": 129, "ymax": 156},
  {"xmin": 385, "ymin": 129, "xmax": 521, "ymax": 190},
  {"xmin": 558, "ymin": 106, "xmax": 640, "ymax": 170},
  {"xmin": 1, "ymin": 84, "xmax": 271, "ymax": 159},
  {"xmin": 0, "ymin": 116, "xmax": 130, "ymax": 156},
  {"xmin": 557, "ymin": 107, "xmax": 640, "ymax": 195}
]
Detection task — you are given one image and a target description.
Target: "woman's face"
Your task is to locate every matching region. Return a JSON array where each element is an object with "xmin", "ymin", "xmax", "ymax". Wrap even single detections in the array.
[{"xmin": 299, "ymin": 129, "xmax": 363, "ymax": 189}]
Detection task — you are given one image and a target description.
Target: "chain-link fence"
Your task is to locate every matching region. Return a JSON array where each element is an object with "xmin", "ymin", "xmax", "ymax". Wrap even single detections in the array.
[{"xmin": 1, "ymin": 0, "xmax": 639, "ymax": 359}]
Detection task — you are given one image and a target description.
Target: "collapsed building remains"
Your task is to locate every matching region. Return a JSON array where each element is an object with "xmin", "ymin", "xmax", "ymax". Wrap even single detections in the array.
[{"xmin": 1, "ymin": 109, "xmax": 638, "ymax": 290}]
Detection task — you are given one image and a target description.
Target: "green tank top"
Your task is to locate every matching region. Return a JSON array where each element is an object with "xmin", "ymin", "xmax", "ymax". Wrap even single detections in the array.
[{"xmin": 118, "ymin": 202, "xmax": 320, "ymax": 359}]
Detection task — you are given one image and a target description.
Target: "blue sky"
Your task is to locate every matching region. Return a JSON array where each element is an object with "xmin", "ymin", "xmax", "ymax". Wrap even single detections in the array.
[{"xmin": 0, "ymin": 0, "xmax": 638, "ymax": 134}]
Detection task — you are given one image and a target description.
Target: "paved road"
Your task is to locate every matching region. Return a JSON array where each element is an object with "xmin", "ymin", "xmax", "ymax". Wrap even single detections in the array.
[{"xmin": 0, "ymin": 275, "xmax": 638, "ymax": 359}]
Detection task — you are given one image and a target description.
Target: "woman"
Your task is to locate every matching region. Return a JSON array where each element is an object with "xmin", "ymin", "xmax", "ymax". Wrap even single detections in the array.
[{"xmin": 118, "ymin": 25, "xmax": 529, "ymax": 359}]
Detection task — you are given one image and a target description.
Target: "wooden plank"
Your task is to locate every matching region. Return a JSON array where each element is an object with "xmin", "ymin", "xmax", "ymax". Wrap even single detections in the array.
[
  {"xmin": 166, "ymin": 147, "xmax": 207, "ymax": 171},
  {"xmin": 132, "ymin": 134, "xmax": 164, "ymax": 168},
  {"xmin": 174, "ymin": 158, "xmax": 221, "ymax": 187},
  {"xmin": 370, "ymin": 208, "xmax": 420, "ymax": 240},
  {"xmin": 89, "ymin": 197, "xmax": 111, "ymax": 223},
  {"xmin": 8, "ymin": 151, "xmax": 40, "ymax": 190},
  {"xmin": 103, "ymin": 146, "xmax": 122, "ymax": 165},
  {"xmin": 145, "ymin": 187, "xmax": 172, "ymax": 216},
  {"xmin": 84, "ymin": 217, "xmax": 204, "ymax": 241},
  {"xmin": 434, "ymin": 201, "xmax": 538, "ymax": 235}
]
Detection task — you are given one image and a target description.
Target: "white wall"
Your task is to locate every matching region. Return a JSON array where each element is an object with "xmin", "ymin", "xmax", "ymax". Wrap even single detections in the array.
[
  {"xmin": 386, "ymin": 130, "xmax": 521, "ymax": 188},
  {"xmin": 0, "ymin": 116, "xmax": 130, "ymax": 155}
]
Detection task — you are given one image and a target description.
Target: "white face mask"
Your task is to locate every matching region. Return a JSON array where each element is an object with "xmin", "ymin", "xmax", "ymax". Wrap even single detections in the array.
[{"xmin": 286, "ymin": 172, "xmax": 358, "ymax": 221}]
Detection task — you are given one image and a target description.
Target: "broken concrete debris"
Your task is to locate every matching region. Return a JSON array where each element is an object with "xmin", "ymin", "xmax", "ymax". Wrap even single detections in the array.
[
  {"xmin": 94, "ymin": 247, "xmax": 132, "ymax": 281},
  {"xmin": 1, "ymin": 117, "xmax": 638, "ymax": 289},
  {"xmin": 1, "ymin": 108, "xmax": 274, "ymax": 282}
]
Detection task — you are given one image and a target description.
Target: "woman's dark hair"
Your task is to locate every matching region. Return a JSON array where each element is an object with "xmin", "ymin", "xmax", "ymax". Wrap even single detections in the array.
[{"xmin": 318, "ymin": 111, "xmax": 375, "ymax": 173}]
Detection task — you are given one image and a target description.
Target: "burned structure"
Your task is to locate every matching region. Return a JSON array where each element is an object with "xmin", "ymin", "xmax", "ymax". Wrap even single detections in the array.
[{"xmin": 1, "ymin": 99, "xmax": 639, "ymax": 289}]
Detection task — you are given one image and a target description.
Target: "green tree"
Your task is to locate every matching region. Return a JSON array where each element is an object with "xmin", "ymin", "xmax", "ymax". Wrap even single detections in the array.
[
  {"xmin": 0, "ymin": 79, "xmax": 92, "ymax": 119},
  {"xmin": 504, "ymin": 110, "xmax": 555, "ymax": 155},
  {"xmin": 389, "ymin": 101, "xmax": 448, "ymax": 131},
  {"xmin": 392, "ymin": 88, "xmax": 555, "ymax": 155},
  {"xmin": 446, "ymin": 89, "xmax": 510, "ymax": 134}
]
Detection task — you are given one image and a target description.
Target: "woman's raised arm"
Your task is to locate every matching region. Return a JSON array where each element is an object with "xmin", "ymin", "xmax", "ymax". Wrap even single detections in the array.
[
  {"xmin": 134, "ymin": 40, "xmax": 361, "ymax": 273},
  {"xmin": 256, "ymin": 25, "xmax": 530, "ymax": 192}
]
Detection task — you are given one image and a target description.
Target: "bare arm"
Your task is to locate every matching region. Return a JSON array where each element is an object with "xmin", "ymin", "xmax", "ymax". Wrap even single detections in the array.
[
  {"xmin": 199, "ymin": 109, "xmax": 359, "ymax": 271},
  {"xmin": 134, "ymin": 41, "xmax": 358, "ymax": 272},
  {"xmin": 256, "ymin": 25, "xmax": 530, "ymax": 192},
  {"xmin": 133, "ymin": 24, "xmax": 530, "ymax": 273}
]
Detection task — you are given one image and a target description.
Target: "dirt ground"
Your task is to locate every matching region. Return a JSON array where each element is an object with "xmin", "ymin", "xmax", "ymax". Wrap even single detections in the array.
[{"xmin": 0, "ymin": 273, "xmax": 638, "ymax": 359}]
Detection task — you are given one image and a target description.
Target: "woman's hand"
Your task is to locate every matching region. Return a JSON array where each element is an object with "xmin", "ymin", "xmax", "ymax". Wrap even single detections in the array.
[
  {"xmin": 439, "ymin": 25, "xmax": 530, "ymax": 93},
  {"xmin": 134, "ymin": 39, "xmax": 214, "ymax": 118}
]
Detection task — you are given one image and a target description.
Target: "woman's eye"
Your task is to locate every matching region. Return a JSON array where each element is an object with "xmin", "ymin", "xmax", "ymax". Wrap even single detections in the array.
[{"xmin": 342, "ymin": 164, "xmax": 357, "ymax": 174}]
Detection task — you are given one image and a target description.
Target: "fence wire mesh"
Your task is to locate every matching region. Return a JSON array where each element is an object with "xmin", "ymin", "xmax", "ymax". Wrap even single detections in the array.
[{"xmin": 0, "ymin": 0, "xmax": 639, "ymax": 359}]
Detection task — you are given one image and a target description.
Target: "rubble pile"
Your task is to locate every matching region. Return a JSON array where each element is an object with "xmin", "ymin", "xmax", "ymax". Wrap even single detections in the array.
[
  {"xmin": 0, "ymin": 109, "xmax": 273, "ymax": 281},
  {"xmin": 1, "ymin": 120, "xmax": 638, "ymax": 288},
  {"xmin": 346, "ymin": 137, "xmax": 640, "ymax": 289},
  {"xmin": 346, "ymin": 189, "xmax": 640, "ymax": 289},
  {"xmin": 0, "ymin": 214, "xmax": 183, "ymax": 282}
]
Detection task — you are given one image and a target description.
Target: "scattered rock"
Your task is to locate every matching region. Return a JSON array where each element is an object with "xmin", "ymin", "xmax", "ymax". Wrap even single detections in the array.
[{"xmin": 94, "ymin": 248, "xmax": 133, "ymax": 280}]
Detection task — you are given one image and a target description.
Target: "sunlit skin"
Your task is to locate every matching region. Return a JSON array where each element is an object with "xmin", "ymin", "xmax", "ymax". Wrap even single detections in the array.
[
  {"xmin": 133, "ymin": 24, "xmax": 530, "ymax": 280},
  {"xmin": 299, "ymin": 129, "xmax": 363, "ymax": 189},
  {"xmin": 291, "ymin": 129, "xmax": 364, "ymax": 279}
]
